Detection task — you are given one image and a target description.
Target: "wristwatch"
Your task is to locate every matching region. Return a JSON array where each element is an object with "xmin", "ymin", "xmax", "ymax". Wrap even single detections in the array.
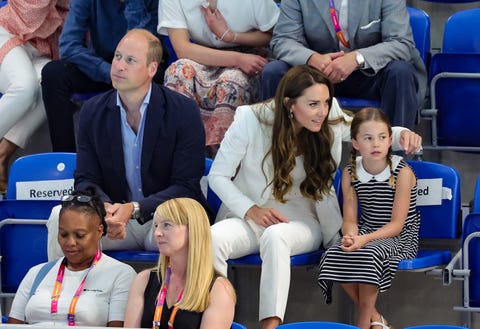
[
  {"xmin": 355, "ymin": 51, "xmax": 365, "ymax": 69},
  {"xmin": 131, "ymin": 201, "xmax": 141, "ymax": 221}
]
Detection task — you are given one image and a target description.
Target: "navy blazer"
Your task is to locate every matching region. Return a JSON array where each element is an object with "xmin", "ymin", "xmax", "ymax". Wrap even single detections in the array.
[{"xmin": 75, "ymin": 83, "xmax": 209, "ymax": 223}]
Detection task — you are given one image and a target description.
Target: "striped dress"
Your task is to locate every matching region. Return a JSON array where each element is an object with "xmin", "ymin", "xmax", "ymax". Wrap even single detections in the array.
[{"xmin": 317, "ymin": 155, "xmax": 420, "ymax": 304}]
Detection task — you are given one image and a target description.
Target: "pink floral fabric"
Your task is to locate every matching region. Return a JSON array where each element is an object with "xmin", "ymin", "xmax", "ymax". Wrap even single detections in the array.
[
  {"xmin": 164, "ymin": 58, "xmax": 260, "ymax": 146},
  {"xmin": 0, "ymin": 0, "xmax": 69, "ymax": 64}
]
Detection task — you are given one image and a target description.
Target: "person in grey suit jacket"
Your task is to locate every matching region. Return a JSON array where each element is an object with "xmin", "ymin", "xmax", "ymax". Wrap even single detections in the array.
[
  {"xmin": 46, "ymin": 28, "xmax": 208, "ymax": 260},
  {"xmin": 261, "ymin": 0, "xmax": 427, "ymax": 130},
  {"xmin": 210, "ymin": 65, "xmax": 422, "ymax": 329}
]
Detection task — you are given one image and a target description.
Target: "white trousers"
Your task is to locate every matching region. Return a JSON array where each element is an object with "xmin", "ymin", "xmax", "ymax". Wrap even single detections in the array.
[
  {"xmin": 0, "ymin": 27, "xmax": 50, "ymax": 148},
  {"xmin": 211, "ymin": 216, "xmax": 322, "ymax": 321},
  {"xmin": 46, "ymin": 205, "xmax": 157, "ymax": 261}
]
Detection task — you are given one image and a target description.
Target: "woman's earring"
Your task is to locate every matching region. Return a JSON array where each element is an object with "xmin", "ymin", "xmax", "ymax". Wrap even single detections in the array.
[{"xmin": 288, "ymin": 111, "xmax": 294, "ymax": 119}]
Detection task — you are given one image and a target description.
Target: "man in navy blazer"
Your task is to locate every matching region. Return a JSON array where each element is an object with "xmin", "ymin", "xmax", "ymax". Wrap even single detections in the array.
[
  {"xmin": 46, "ymin": 29, "xmax": 207, "ymax": 259},
  {"xmin": 261, "ymin": 0, "xmax": 427, "ymax": 130}
]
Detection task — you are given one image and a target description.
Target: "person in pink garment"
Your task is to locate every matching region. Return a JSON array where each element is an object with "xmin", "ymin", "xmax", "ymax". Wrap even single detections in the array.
[{"xmin": 0, "ymin": 0, "xmax": 69, "ymax": 194}]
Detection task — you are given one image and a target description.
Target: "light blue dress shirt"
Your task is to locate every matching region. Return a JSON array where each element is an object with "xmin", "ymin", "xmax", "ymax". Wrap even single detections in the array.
[{"xmin": 116, "ymin": 84, "xmax": 152, "ymax": 201}]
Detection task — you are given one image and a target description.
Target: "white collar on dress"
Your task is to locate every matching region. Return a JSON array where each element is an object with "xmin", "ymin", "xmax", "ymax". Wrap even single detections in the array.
[{"xmin": 355, "ymin": 155, "xmax": 402, "ymax": 182}]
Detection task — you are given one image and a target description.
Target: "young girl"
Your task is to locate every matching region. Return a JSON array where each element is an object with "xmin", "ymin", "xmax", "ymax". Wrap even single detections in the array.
[{"xmin": 317, "ymin": 107, "xmax": 420, "ymax": 329}]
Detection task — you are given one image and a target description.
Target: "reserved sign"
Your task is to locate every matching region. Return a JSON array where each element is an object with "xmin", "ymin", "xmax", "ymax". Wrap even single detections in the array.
[{"xmin": 16, "ymin": 179, "xmax": 74, "ymax": 200}]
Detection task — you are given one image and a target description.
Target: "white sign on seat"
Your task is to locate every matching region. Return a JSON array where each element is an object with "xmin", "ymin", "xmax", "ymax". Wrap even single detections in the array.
[
  {"xmin": 15, "ymin": 179, "xmax": 74, "ymax": 200},
  {"xmin": 416, "ymin": 178, "xmax": 452, "ymax": 206}
]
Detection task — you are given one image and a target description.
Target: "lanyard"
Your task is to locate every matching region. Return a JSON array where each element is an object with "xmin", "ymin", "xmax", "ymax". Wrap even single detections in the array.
[
  {"xmin": 152, "ymin": 267, "xmax": 184, "ymax": 329},
  {"xmin": 51, "ymin": 249, "xmax": 102, "ymax": 326},
  {"xmin": 329, "ymin": 0, "xmax": 350, "ymax": 49}
]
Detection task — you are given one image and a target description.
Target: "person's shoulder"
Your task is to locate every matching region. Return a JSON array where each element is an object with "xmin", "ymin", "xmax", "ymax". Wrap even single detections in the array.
[
  {"xmin": 238, "ymin": 100, "xmax": 274, "ymax": 122},
  {"xmin": 81, "ymin": 89, "xmax": 116, "ymax": 114}
]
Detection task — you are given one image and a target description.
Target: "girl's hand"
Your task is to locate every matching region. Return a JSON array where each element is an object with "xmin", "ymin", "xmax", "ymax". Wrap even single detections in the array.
[
  {"xmin": 341, "ymin": 234, "xmax": 354, "ymax": 248},
  {"xmin": 341, "ymin": 234, "xmax": 368, "ymax": 252}
]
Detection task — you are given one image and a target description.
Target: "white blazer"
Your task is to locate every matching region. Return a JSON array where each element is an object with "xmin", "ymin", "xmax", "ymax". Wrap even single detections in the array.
[{"xmin": 208, "ymin": 98, "xmax": 407, "ymax": 247}]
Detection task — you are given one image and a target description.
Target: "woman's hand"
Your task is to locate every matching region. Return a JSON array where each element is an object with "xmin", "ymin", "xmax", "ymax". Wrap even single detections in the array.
[
  {"xmin": 236, "ymin": 53, "xmax": 268, "ymax": 75},
  {"xmin": 246, "ymin": 205, "xmax": 289, "ymax": 227},
  {"xmin": 200, "ymin": 6, "xmax": 229, "ymax": 40},
  {"xmin": 399, "ymin": 130, "xmax": 422, "ymax": 154}
]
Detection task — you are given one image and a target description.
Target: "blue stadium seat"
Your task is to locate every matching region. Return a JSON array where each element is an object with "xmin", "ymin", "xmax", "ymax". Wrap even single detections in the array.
[
  {"xmin": 6, "ymin": 152, "xmax": 76, "ymax": 200},
  {"xmin": 276, "ymin": 321, "xmax": 360, "ymax": 329},
  {"xmin": 397, "ymin": 161, "xmax": 461, "ymax": 271},
  {"xmin": 337, "ymin": 6, "xmax": 430, "ymax": 110},
  {"xmin": 0, "ymin": 200, "xmax": 59, "ymax": 296},
  {"xmin": 1, "ymin": 153, "xmax": 77, "ymax": 298},
  {"xmin": 232, "ymin": 321, "xmax": 248, "ymax": 329},
  {"xmin": 473, "ymin": 177, "xmax": 480, "ymax": 213},
  {"xmin": 420, "ymin": 8, "xmax": 480, "ymax": 152},
  {"xmin": 446, "ymin": 212, "xmax": 480, "ymax": 317}
]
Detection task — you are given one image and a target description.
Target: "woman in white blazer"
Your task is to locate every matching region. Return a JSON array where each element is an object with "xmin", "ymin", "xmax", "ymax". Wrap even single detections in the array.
[{"xmin": 209, "ymin": 65, "xmax": 421, "ymax": 329}]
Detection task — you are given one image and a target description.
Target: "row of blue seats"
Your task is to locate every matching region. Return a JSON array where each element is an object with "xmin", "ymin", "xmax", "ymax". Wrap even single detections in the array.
[{"xmin": 1, "ymin": 153, "xmax": 479, "ymax": 316}]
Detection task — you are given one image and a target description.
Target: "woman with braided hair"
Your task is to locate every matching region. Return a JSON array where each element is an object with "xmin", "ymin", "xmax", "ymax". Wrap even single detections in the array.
[{"xmin": 318, "ymin": 107, "xmax": 421, "ymax": 329}]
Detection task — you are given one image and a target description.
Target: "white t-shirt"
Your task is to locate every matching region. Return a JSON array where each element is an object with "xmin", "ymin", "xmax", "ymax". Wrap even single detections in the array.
[
  {"xmin": 9, "ymin": 254, "xmax": 136, "ymax": 326},
  {"xmin": 158, "ymin": 0, "xmax": 280, "ymax": 48}
]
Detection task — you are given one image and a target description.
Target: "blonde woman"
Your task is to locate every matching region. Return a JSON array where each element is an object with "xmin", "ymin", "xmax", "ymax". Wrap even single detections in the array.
[{"xmin": 124, "ymin": 198, "xmax": 236, "ymax": 329}]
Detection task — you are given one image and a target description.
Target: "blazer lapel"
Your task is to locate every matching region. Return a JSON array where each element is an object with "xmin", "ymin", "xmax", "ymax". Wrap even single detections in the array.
[
  {"xmin": 105, "ymin": 96, "xmax": 128, "ymax": 187},
  {"xmin": 347, "ymin": 1, "xmax": 364, "ymax": 48},
  {"xmin": 141, "ymin": 84, "xmax": 164, "ymax": 181}
]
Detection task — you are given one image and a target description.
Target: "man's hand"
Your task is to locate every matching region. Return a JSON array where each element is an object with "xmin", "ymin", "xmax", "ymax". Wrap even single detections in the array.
[
  {"xmin": 104, "ymin": 202, "xmax": 134, "ymax": 240},
  {"xmin": 246, "ymin": 205, "xmax": 289, "ymax": 228},
  {"xmin": 399, "ymin": 130, "xmax": 422, "ymax": 154},
  {"xmin": 323, "ymin": 51, "xmax": 358, "ymax": 84},
  {"xmin": 307, "ymin": 51, "xmax": 344, "ymax": 74}
]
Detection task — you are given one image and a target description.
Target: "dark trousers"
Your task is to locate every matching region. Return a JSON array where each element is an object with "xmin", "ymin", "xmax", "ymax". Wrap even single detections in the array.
[
  {"xmin": 260, "ymin": 59, "xmax": 420, "ymax": 129},
  {"xmin": 41, "ymin": 61, "xmax": 112, "ymax": 152}
]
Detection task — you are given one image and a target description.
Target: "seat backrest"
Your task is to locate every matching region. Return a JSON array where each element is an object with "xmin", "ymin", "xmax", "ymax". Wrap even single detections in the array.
[
  {"xmin": 6, "ymin": 153, "xmax": 76, "ymax": 200},
  {"xmin": 427, "ymin": 52, "xmax": 480, "ymax": 148},
  {"xmin": 232, "ymin": 322, "xmax": 248, "ymax": 329},
  {"xmin": 203, "ymin": 157, "xmax": 222, "ymax": 215},
  {"xmin": 407, "ymin": 6, "xmax": 431, "ymax": 65},
  {"xmin": 407, "ymin": 161, "xmax": 461, "ymax": 239},
  {"xmin": 0, "ymin": 200, "xmax": 59, "ymax": 293},
  {"xmin": 443, "ymin": 8, "xmax": 480, "ymax": 53},
  {"xmin": 473, "ymin": 176, "xmax": 480, "ymax": 213},
  {"xmin": 276, "ymin": 321, "xmax": 360, "ymax": 329},
  {"xmin": 462, "ymin": 212, "xmax": 480, "ymax": 308}
]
